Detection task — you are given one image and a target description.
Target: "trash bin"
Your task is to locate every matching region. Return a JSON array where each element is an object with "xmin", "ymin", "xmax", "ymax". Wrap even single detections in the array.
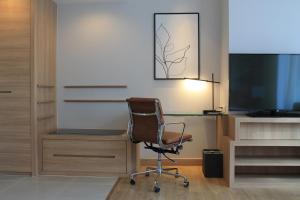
[{"xmin": 202, "ymin": 149, "xmax": 223, "ymax": 178}]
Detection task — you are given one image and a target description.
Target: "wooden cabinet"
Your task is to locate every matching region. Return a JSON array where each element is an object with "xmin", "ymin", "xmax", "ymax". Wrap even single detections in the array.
[
  {"xmin": 0, "ymin": 0, "xmax": 31, "ymax": 174},
  {"xmin": 43, "ymin": 140, "xmax": 127, "ymax": 174},
  {"xmin": 217, "ymin": 115, "xmax": 300, "ymax": 188},
  {"xmin": 0, "ymin": 0, "xmax": 57, "ymax": 174},
  {"xmin": 41, "ymin": 133, "xmax": 137, "ymax": 176}
]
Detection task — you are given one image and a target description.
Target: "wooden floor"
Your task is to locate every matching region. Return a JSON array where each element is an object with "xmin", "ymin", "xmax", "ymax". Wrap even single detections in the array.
[{"xmin": 108, "ymin": 166, "xmax": 300, "ymax": 200}]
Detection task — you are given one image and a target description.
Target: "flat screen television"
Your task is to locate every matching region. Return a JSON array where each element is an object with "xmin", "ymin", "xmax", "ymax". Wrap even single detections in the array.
[{"xmin": 229, "ymin": 54, "xmax": 300, "ymax": 117}]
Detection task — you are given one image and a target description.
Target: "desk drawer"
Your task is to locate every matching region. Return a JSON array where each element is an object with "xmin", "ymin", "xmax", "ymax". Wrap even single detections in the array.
[{"xmin": 43, "ymin": 140, "xmax": 126, "ymax": 173}]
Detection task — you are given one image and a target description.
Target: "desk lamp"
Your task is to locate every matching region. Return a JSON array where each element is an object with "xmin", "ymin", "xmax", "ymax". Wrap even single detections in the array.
[
  {"xmin": 202, "ymin": 73, "xmax": 222, "ymax": 115},
  {"xmin": 185, "ymin": 73, "xmax": 222, "ymax": 115}
]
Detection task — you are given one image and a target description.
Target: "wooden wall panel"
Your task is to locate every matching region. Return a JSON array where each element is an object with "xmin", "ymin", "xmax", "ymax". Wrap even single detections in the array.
[
  {"xmin": 0, "ymin": 49, "xmax": 30, "ymax": 86},
  {"xmin": 0, "ymin": 0, "xmax": 57, "ymax": 175},
  {"xmin": 0, "ymin": 138, "xmax": 31, "ymax": 172},
  {"xmin": 0, "ymin": 0, "xmax": 30, "ymax": 49},
  {"xmin": 31, "ymin": 0, "xmax": 57, "ymax": 175},
  {"xmin": 0, "ymin": 0, "xmax": 31, "ymax": 173}
]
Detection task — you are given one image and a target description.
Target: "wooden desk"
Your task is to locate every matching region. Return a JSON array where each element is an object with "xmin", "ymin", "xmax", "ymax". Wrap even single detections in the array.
[
  {"xmin": 164, "ymin": 113, "xmax": 224, "ymax": 117},
  {"xmin": 165, "ymin": 113, "xmax": 226, "ymax": 148}
]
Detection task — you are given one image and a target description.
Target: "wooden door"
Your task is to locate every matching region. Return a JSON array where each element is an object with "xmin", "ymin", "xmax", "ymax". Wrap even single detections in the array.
[{"xmin": 0, "ymin": 0, "xmax": 31, "ymax": 173}]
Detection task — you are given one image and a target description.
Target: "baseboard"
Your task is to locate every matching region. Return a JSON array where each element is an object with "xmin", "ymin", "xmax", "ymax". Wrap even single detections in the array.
[
  {"xmin": 140, "ymin": 158, "xmax": 202, "ymax": 166},
  {"xmin": 40, "ymin": 171, "xmax": 130, "ymax": 177},
  {"xmin": 0, "ymin": 171, "xmax": 32, "ymax": 176}
]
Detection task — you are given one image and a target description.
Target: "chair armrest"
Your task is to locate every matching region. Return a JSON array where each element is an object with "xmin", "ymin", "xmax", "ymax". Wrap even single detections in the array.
[{"xmin": 164, "ymin": 122, "xmax": 186, "ymax": 146}]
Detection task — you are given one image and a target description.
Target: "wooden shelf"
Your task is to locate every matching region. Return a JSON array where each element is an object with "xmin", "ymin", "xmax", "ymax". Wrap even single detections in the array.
[
  {"xmin": 235, "ymin": 157, "xmax": 300, "ymax": 167},
  {"xmin": 234, "ymin": 175, "xmax": 300, "ymax": 188},
  {"xmin": 37, "ymin": 84, "xmax": 55, "ymax": 88},
  {"xmin": 64, "ymin": 100, "xmax": 126, "ymax": 103},
  {"xmin": 234, "ymin": 140, "xmax": 300, "ymax": 147},
  {"xmin": 37, "ymin": 100, "xmax": 55, "ymax": 104},
  {"xmin": 43, "ymin": 131, "xmax": 127, "ymax": 141},
  {"xmin": 64, "ymin": 85, "xmax": 127, "ymax": 89},
  {"xmin": 37, "ymin": 115, "xmax": 55, "ymax": 121},
  {"xmin": 233, "ymin": 115, "xmax": 300, "ymax": 123}
]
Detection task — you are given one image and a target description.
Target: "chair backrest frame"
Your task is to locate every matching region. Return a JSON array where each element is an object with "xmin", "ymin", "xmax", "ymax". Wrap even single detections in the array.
[{"xmin": 126, "ymin": 98, "xmax": 165, "ymax": 146}]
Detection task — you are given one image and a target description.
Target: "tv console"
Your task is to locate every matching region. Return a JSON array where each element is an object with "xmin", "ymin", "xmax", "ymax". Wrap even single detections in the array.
[
  {"xmin": 217, "ymin": 115, "xmax": 300, "ymax": 188},
  {"xmin": 247, "ymin": 110, "xmax": 300, "ymax": 118}
]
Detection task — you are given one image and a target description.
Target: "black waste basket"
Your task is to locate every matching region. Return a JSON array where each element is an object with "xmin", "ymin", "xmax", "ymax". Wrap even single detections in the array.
[{"xmin": 202, "ymin": 149, "xmax": 223, "ymax": 178}]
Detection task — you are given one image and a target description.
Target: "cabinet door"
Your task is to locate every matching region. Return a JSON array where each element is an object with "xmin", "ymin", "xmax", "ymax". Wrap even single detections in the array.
[
  {"xmin": 0, "ymin": 85, "xmax": 30, "ymax": 138},
  {"xmin": 0, "ymin": 0, "xmax": 31, "ymax": 173},
  {"xmin": 0, "ymin": 49, "xmax": 30, "ymax": 138}
]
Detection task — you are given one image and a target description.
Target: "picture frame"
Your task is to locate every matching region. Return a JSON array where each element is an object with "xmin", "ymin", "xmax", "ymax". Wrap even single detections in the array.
[{"xmin": 154, "ymin": 13, "xmax": 200, "ymax": 80}]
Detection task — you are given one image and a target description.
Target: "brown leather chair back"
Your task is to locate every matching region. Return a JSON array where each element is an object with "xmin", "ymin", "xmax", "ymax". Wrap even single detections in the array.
[{"xmin": 126, "ymin": 98, "xmax": 164, "ymax": 144}]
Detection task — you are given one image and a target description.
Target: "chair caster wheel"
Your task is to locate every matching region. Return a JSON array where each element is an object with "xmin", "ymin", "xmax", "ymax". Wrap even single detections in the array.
[
  {"xmin": 130, "ymin": 179, "xmax": 135, "ymax": 185},
  {"xmin": 145, "ymin": 172, "xmax": 150, "ymax": 177},
  {"xmin": 153, "ymin": 186, "xmax": 160, "ymax": 193},
  {"xmin": 153, "ymin": 181, "xmax": 160, "ymax": 193},
  {"xmin": 183, "ymin": 181, "xmax": 189, "ymax": 188}
]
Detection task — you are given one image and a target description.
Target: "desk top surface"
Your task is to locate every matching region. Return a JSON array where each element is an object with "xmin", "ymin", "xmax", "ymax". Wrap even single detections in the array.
[
  {"xmin": 50, "ymin": 129, "xmax": 126, "ymax": 136},
  {"xmin": 164, "ymin": 113, "xmax": 225, "ymax": 117}
]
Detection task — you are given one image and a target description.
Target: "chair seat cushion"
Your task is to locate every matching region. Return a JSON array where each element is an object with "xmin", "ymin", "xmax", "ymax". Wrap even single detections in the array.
[{"xmin": 162, "ymin": 131, "xmax": 192, "ymax": 145}]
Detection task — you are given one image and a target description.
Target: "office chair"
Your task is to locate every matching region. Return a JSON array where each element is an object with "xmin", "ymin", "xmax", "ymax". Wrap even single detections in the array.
[{"xmin": 126, "ymin": 97, "xmax": 192, "ymax": 193}]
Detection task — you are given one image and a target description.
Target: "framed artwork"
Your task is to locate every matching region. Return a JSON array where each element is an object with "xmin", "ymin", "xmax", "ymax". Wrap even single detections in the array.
[{"xmin": 154, "ymin": 13, "xmax": 200, "ymax": 80}]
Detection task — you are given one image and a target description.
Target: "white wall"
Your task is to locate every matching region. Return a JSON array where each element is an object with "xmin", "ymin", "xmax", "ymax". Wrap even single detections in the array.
[
  {"xmin": 220, "ymin": 0, "xmax": 229, "ymax": 111},
  {"xmin": 229, "ymin": 0, "xmax": 300, "ymax": 53},
  {"xmin": 220, "ymin": 0, "xmax": 300, "ymax": 112},
  {"xmin": 56, "ymin": 0, "xmax": 224, "ymax": 159}
]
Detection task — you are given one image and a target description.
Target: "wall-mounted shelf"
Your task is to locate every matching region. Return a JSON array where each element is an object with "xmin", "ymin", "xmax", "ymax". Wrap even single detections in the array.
[
  {"xmin": 64, "ymin": 85, "xmax": 127, "ymax": 89},
  {"xmin": 37, "ymin": 100, "xmax": 56, "ymax": 104},
  {"xmin": 64, "ymin": 100, "xmax": 126, "ymax": 103},
  {"xmin": 53, "ymin": 154, "xmax": 115, "ymax": 159},
  {"xmin": 37, "ymin": 115, "xmax": 55, "ymax": 121},
  {"xmin": 37, "ymin": 84, "xmax": 55, "ymax": 88}
]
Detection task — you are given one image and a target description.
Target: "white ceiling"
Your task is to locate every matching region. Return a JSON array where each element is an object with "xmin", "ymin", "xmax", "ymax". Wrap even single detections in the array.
[{"xmin": 54, "ymin": 0, "xmax": 125, "ymax": 4}]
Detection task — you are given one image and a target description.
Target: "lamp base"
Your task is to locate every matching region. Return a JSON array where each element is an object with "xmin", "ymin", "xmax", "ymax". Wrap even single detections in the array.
[{"xmin": 203, "ymin": 110, "xmax": 222, "ymax": 115}]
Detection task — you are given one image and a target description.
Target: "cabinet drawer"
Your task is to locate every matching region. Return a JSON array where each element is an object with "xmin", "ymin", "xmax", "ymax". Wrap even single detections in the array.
[{"xmin": 43, "ymin": 140, "xmax": 127, "ymax": 173}]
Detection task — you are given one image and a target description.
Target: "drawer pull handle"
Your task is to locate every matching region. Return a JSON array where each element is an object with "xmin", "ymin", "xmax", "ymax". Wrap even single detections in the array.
[
  {"xmin": 0, "ymin": 91, "xmax": 12, "ymax": 93},
  {"xmin": 53, "ymin": 154, "xmax": 116, "ymax": 159}
]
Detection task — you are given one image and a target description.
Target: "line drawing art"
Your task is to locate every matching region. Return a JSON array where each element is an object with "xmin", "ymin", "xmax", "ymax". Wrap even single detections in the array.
[{"xmin": 155, "ymin": 24, "xmax": 190, "ymax": 79}]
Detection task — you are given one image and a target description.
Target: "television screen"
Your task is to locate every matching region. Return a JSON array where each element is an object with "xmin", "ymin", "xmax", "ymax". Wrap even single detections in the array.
[{"xmin": 229, "ymin": 54, "xmax": 300, "ymax": 112}]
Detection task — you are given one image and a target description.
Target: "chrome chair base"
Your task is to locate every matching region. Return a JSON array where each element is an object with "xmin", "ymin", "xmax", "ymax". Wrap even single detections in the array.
[{"xmin": 129, "ymin": 153, "xmax": 189, "ymax": 192}]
